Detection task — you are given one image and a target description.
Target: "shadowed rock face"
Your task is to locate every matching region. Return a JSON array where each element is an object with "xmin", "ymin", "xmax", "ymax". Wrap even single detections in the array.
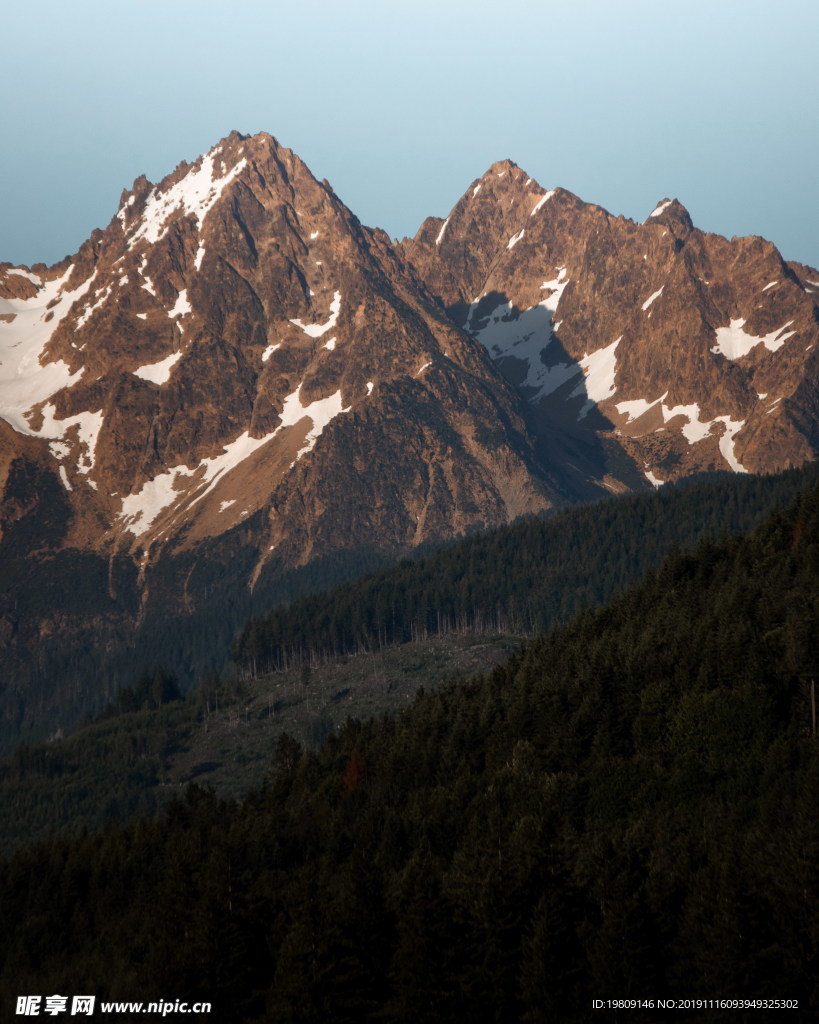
[{"xmin": 401, "ymin": 161, "xmax": 819, "ymax": 490}]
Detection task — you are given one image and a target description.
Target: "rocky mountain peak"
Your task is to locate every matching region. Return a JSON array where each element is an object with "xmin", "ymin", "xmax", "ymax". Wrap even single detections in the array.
[
  {"xmin": 400, "ymin": 168, "xmax": 819, "ymax": 491},
  {"xmin": 0, "ymin": 133, "xmax": 561, "ymax": 594},
  {"xmin": 644, "ymin": 197, "xmax": 695, "ymax": 237},
  {"xmin": 400, "ymin": 161, "xmax": 564, "ymax": 316}
]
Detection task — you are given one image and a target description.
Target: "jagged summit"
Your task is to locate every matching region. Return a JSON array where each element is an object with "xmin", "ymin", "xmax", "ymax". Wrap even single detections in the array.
[
  {"xmin": 644, "ymin": 197, "xmax": 695, "ymax": 234},
  {"xmin": 401, "ymin": 161, "xmax": 562, "ymax": 313},
  {"xmin": 400, "ymin": 164, "xmax": 819, "ymax": 489}
]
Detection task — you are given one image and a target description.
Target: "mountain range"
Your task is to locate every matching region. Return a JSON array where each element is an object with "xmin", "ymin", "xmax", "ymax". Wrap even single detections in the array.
[{"xmin": 1, "ymin": 130, "xmax": 818, "ymax": 743}]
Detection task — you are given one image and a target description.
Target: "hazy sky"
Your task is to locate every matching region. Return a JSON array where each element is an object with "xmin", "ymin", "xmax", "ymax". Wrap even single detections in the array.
[{"xmin": 2, "ymin": 0, "xmax": 817, "ymax": 268}]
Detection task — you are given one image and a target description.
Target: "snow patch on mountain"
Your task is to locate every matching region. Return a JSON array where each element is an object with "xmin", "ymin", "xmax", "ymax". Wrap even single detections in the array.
[
  {"xmin": 465, "ymin": 269, "xmax": 575, "ymax": 399},
  {"xmin": 617, "ymin": 394, "xmax": 714, "ymax": 442},
  {"xmin": 120, "ymin": 429, "xmax": 277, "ymax": 536},
  {"xmin": 75, "ymin": 281, "xmax": 113, "ymax": 330},
  {"xmin": 540, "ymin": 268, "xmax": 569, "ymax": 310},
  {"xmin": 169, "ymin": 290, "xmax": 191, "ymax": 318},
  {"xmin": 0, "ymin": 265, "xmax": 97, "ymax": 435},
  {"xmin": 4, "ymin": 268, "xmax": 41, "ymax": 284},
  {"xmin": 648, "ymin": 200, "xmax": 672, "ymax": 219},
  {"xmin": 661, "ymin": 402, "xmax": 714, "ymax": 444},
  {"xmin": 279, "ymin": 386, "xmax": 349, "ymax": 466},
  {"xmin": 38, "ymin": 405, "xmax": 104, "ymax": 472},
  {"xmin": 467, "ymin": 299, "xmax": 555, "ymax": 378},
  {"xmin": 120, "ymin": 382, "xmax": 351, "ymax": 535},
  {"xmin": 120, "ymin": 469, "xmax": 189, "ymax": 534},
  {"xmin": 573, "ymin": 337, "xmax": 620, "ymax": 415},
  {"xmin": 616, "ymin": 394, "xmax": 665, "ymax": 422},
  {"xmin": 290, "ymin": 290, "xmax": 341, "ymax": 338},
  {"xmin": 435, "ymin": 218, "xmax": 450, "ymax": 246},
  {"xmin": 642, "ymin": 287, "xmax": 664, "ymax": 311},
  {"xmin": 49, "ymin": 440, "xmax": 71, "ymax": 461},
  {"xmin": 616, "ymin": 392, "xmax": 748, "ymax": 472},
  {"xmin": 530, "ymin": 191, "xmax": 555, "ymax": 216},
  {"xmin": 506, "ymin": 229, "xmax": 525, "ymax": 250},
  {"xmin": 711, "ymin": 319, "xmax": 795, "ymax": 359},
  {"xmin": 713, "ymin": 416, "xmax": 747, "ymax": 472},
  {"xmin": 139, "ymin": 258, "xmax": 158, "ymax": 298},
  {"xmin": 126, "ymin": 146, "xmax": 248, "ymax": 249},
  {"xmin": 116, "ymin": 194, "xmax": 136, "ymax": 225},
  {"xmin": 133, "ymin": 351, "xmax": 182, "ymax": 385}
]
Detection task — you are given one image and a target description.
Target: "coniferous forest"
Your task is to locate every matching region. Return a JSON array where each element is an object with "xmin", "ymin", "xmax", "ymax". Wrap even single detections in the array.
[
  {"xmin": 234, "ymin": 465, "xmax": 819, "ymax": 673},
  {"xmin": 1, "ymin": 465, "xmax": 817, "ymax": 852},
  {"xmin": 2, "ymin": 479, "xmax": 818, "ymax": 1021}
]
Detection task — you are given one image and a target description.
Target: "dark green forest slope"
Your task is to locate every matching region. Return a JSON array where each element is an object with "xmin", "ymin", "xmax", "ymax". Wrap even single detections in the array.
[
  {"xmin": 3, "ymin": 464, "xmax": 818, "ymax": 851},
  {"xmin": 2, "ymin": 479, "xmax": 818, "ymax": 1022},
  {"xmin": 0, "ymin": 635, "xmax": 519, "ymax": 851},
  {"xmin": 234, "ymin": 464, "xmax": 819, "ymax": 673},
  {"xmin": 0, "ymin": 526, "xmax": 395, "ymax": 753}
]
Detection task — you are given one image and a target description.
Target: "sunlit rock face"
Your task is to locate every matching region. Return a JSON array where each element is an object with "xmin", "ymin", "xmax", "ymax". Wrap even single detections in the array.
[
  {"xmin": 0, "ymin": 133, "xmax": 560, "ymax": 597},
  {"xmin": 402, "ymin": 163, "xmax": 819, "ymax": 490}
]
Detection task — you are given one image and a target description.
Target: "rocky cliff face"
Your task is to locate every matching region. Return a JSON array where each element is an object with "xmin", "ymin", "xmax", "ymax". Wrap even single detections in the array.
[{"xmin": 402, "ymin": 160, "xmax": 819, "ymax": 489}]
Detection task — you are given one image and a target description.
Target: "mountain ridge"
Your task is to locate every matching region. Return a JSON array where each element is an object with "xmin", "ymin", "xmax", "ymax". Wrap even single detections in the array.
[
  {"xmin": 1, "ymin": 129, "xmax": 817, "ymax": 748},
  {"xmin": 1, "ymin": 132, "xmax": 566, "ymax": 574},
  {"xmin": 401, "ymin": 158, "xmax": 819, "ymax": 490}
]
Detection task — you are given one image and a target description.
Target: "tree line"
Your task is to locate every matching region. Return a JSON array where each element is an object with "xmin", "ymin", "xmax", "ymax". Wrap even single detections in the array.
[{"xmin": 233, "ymin": 464, "xmax": 819, "ymax": 675}]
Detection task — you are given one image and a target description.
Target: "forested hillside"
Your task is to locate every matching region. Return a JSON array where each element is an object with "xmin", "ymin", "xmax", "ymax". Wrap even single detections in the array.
[
  {"xmin": 235, "ymin": 463, "xmax": 819, "ymax": 673},
  {"xmin": 2, "ymin": 463, "xmax": 817, "ymax": 853},
  {"xmin": 2, "ymin": 464, "xmax": 816, "ymax": 849},
  {"xmin": 0, "ymin": 529, "xmax": 396, "ymax": 753},
  {"xmin": 3, "ymin": 477, "xmax": 818, "ymax": 1022},
  {"xmin": 0, "ymin": 635, "xmax": 518, "ymax": 851}
]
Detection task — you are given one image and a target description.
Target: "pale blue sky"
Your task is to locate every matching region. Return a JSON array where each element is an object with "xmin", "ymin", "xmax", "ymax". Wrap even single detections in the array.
[{"xmin": 2, "ymin": 0, "xmax": 817, "ymax": 268}]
